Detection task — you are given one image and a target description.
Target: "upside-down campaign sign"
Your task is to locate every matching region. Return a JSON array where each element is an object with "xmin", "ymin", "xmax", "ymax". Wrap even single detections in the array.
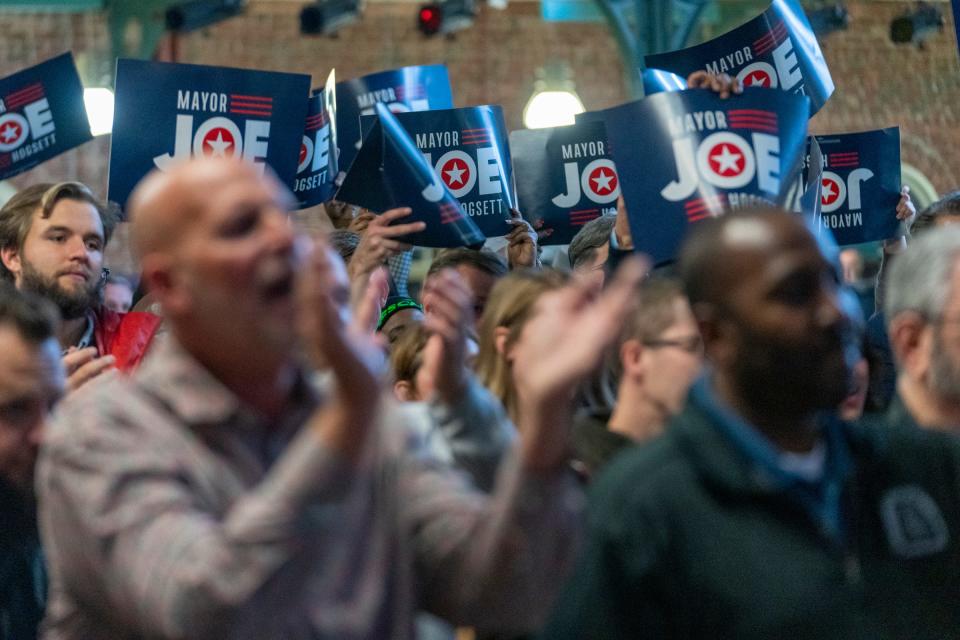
[
  {"xmin": 336, "ymin": 103, "xmax": 484, "ymax": 248},
  {"xmin": 335, "ymin": 65, "xmax": 453, "ymax": 179},
  {"xmin": 109, "ymin": 59, "xmax": 310, "ymax": 208},
  {"xmin": 809, "ymin": 128, "xmax": 901, "ymax": 245},
  {"xmin": 510, "ymin": 120, "xmax": 619, "ymax": 245},
  {"xmin": 0, "ymin": 53, "xmax": 92, "ymax": 180},
  {"xmin": 644, "ymin": 0, "xmax": 833, "ymax": 115},
  {"xmin": 294, "ymin": 70, "xmax": 338, "ymax": 208},
  {"xmin": 602, "ymin": 87, "xmax": 809, "ymax": 265}
]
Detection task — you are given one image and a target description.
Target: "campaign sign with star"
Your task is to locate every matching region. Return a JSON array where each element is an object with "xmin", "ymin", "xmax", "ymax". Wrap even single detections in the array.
[
  {"xmin": 108, "ymin": 59, "xmax": 310, "ymax": 208},
  {"xmin": 642, "ymin": 69, "xmax": 688, "ymax": 96},
  {"xmin": 0, "ymin": 53, "xmax": 92, "ymax": 180},
  {"xmin": 644, "ymin": 0, "xmax": 833, "ymax": 115},
  {"xmin": 293, "ymin": 70, "xmax": 338, "ymax": 209},
  {"xmin": 362, "ymin": 105, "xmax": 516, "ymax": 239},
  {"xmin": 808, "ymin": 128, "xmax": 901, "ymax": 246},
  {"xmin": 602, "ymin": 87, "xmax": 809, "ymax": 265},
  {"xmin": 336, "ymin": 103, "xmax": 484, "ymax": 249},
  {"xmin": 510, "ymin": 120, "xmax": 619, "ymax": 246},
  {"xmin": 335, "ymin": 65, "xmax": 453, "ymax": 181}
]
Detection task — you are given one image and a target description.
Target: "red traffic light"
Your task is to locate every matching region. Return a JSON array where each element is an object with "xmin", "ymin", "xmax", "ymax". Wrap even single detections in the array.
[{"xmin": 417, "ymin": 3, "xmax": 443, "ymax": 35}]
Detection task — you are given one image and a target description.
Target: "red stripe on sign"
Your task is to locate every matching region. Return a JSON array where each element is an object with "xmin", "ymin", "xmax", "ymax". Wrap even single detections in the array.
[
  {"xmin": 231, "ymin": 102, "xmax": 274, "ymax": 110},
  {"xmin": 6, "ymin": 91, "xmax": 46, "ymax": 109},
  {"xmin": 230, "ymin": 109, "xmax": 272, "ymax": 117},
  {"xmin": 230, "ymin": 94, "xmax": 272, "ymax": 103},
  {"xmin": 6, "ymin": 83, "xmax": 43, "ymax": 101},
  {"xmin": 728, "ymin": 109, "xmax": 777, "ymax": 118},
  {"xmin": 829, "ymin": 151, "xmax": 859, "ymax": 156},
  {"xmin": 461, "ymin": 132, "xmax": 491, "ymax": 138},
  {"xmin": 687, "ymin": 212, "xmax": 714, "ymax": 223},
  {"xmin": 728, "ymin": 117, "xmax": 779, "ymax": 125},
  {"xmin": 729, "ymin": 125, "xmax": 778, "ymax": 134},
  {"xmin": 829, "ymin": 163, "xmax": 860, "ymax": 168},
  {"xmin": 461, "ymin": 128, "xmax": 488, "ymax": 133}
]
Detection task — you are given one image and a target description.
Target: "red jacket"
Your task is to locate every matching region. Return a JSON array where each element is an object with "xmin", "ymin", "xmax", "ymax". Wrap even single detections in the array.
[{"xmin": 93, "ymin": 308, "xmax": 162, "ymax": 373}]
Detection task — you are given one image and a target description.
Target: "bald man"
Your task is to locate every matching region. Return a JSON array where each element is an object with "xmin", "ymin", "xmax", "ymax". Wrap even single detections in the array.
[
  {"xmin": 36, "ymin": 158, "xmax": 644, "ymax": 640},
  {"xmin": 545, "ymin": 208, "xmax": 960, "ymax": 640}
]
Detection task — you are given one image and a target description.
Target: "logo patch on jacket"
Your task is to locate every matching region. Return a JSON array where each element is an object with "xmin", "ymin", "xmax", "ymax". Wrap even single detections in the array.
[{"xmin": 880, "ymin": 485, "xmax": 949, "ymax": 558}]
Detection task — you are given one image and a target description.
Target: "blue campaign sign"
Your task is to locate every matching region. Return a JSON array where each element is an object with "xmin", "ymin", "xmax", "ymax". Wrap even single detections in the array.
[
  {"xmin": 642, "ymin": 69, "xmax": 688, "ymax": 95},
  {"xmin": 798, "ymin": 136, "xmax": 824, "ymax": 217},
  {"xmin": 335, "ymin": 103, "xmax": 484, "ymax": 249},
  {"xmin": 602, "ymin": 87, "xmax": 809, "ymax": 265},
  {"xmin": 809, "ymin": 127, "xmax": 901, "ymax": 246},
  {"xmin": 510, "ymin": 120, "xmax": 619, "ymax": 246},
  {"xmin": 335, "ymin": 65, "xmax": 453, "ymax": 180},
  {"xmin": 644, "ymin": 0, "xmax": 834, "ymax": 115},
  {"xmin": 293, "ymin": 70, "xmax": 338, "ymax": 208},
  {"xmin": 108, "ymin": 59, "xmax": 310, "ymax": 209},
  {"xmin": 0, "ymin": 53, "xmax": 92, "ymax": 180}
]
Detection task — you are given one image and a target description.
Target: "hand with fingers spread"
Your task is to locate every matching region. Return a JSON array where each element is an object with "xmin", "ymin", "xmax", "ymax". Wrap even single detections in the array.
[
  {"xmin": 505, "ymin": 210, "xmax": 541, "ymax": 270},
  {"xmin": 511, "ymin": 258, "xmax": 648, "ymax": 470},
  {"xmin": 348, "ymin": 207, "xmax": 426, "ymax": 284},
  {"xmin": 63, "ymin": 347, "xmax": 115, "ymax": 392},
  {"xmin": 297, "ymin": 241, "xmax": 386, "ymax": 460},
  {"xmin": 686, "ymin": 71, "xmax": 743, "ymax": 99},
  {"xmin": 418, "ymin": 269, "xmax": 474, "ymax": 405}
]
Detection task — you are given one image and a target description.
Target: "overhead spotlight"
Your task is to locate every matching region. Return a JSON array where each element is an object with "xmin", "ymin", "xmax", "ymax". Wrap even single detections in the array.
[
  {"xmin": 522, "ymin": 63, "xmax": 585, "ymax": 129},
  {"xmin": 165, "ymin": 0, "xmax": 245, "ymax": 32},
  {"xmin": 416, "ymin": 0, "xmax": 476, "ymax": 37},
  {"xmin": 300, "ymin": 0, "xmax": 361, "ymax": 36},
  {"xmin": 890, "ymin": 2, "xmax": 944, "ymax": 47},
  {"xmin": 806, "ymin": 3, "xmax": 849, "ymax": 36}
]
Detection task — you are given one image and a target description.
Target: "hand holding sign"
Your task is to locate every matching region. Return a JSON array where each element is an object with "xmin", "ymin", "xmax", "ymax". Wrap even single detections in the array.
[
  {"xmin": 686, "ymin": 71, "xmax": 744, "ymax": 98},
  {"xmin": 348, "ymin": 207, "xmax": 425, "ymax": 286},
  {"xmin": 505, "ymin": 210, "xmax": 541, "ymax": 269}
]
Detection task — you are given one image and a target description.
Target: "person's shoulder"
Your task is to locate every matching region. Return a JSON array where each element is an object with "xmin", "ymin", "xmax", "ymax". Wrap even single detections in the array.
[{"xmin": 588, "ymin": 430, "xmax": 692, "ymax": 510}]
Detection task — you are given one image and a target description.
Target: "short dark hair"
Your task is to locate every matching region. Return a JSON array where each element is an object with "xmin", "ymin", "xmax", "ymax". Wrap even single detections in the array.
[
  {"xmin": 329, "ymin": 230, "xmax": 361, "ymax": 265},
  {"xmin": 427, "ymin": 248, "xmax": 507, "ymax": 279},
  {"xmin": 910, "ymin": 191, "xmax": 960, "ymax": 238},
  {"xmin": 0, "ymin": 182, "xmax": 117, "ymax": 282},
  {"xmin": 568, "ymin": 215, "xmax": 616, "ymax": 269},
  {"xmin": 0, "ymin": 281, "xmax": 58, "ymax": 344}
]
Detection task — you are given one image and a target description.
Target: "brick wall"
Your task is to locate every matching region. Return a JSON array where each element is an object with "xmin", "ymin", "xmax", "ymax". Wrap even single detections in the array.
[{"xmin": 0, "ymin": 1, "xmax": 958, "ymax": 233}]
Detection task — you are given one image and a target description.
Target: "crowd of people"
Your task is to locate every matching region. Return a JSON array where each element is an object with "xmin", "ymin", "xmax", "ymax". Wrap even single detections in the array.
[{"xmin": 1, "ymin": 71, "xmax": 959, "ymax": 640}]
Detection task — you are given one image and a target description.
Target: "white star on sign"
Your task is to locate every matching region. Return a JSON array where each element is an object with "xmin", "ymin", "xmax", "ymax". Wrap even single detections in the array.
[
  {"xmin": 711, "ymin": 145, "xmax": 742, "ymax": 174},
  {"xmin": 205, "ymin": 131, "xmax": 233, "ymax": 157},
  {"xmin": 0, "ymin": 124, "xmax": 19, "ymax": 143},
  {"xmin": 592, "ymin": 170, "xmax": 615, "ymax": 193},
  {"xmin": 821, "ymin": 181, "xmax": 836, "ymax": 200},
  {"xmin": 749, "ymin": 74, "xmax": 767, "ymax": 86},
  {"xmin": 444, "ymin": 162, "xmax": 466, "ymax": 186}
]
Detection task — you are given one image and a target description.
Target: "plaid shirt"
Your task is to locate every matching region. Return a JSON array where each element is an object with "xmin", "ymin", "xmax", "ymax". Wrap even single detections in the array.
[{"xmin": 38, "ymin": 338, "xmax": 582, "ymax": 639}]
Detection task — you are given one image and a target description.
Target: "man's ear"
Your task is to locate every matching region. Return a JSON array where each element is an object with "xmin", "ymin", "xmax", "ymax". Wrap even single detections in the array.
[
  {"xmin": 888, "ymin": 311, "xmax": 931, "ymax": 380},
  {"xmin": 619, "ymin": 338, "xmax": 645, "ymax": 381},
  {"xmin": 140, "ymin": 253, "xmax": 188, "ymax": 316},
  {"xmin": 1, "ymin": 245, "xmax": 22, "ymax": 282},
  {"xmin": 393, "ymin": 380, "xmax": 418, "ymax": 403}
]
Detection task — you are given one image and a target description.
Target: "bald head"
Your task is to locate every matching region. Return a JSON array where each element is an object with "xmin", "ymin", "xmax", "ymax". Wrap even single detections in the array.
[
  {"xmin": 679, "ymin": 208, "xmax": 818, "ymax": 312},
  {"xmin": 128, "ymin": 158, "xmax": 286, "ymax": 259}
]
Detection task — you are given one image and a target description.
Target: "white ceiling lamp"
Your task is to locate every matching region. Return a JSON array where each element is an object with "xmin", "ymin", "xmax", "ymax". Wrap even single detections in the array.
[{"xmin": 522, "ymin": 63, "xmax": 585, "ymax": 129}]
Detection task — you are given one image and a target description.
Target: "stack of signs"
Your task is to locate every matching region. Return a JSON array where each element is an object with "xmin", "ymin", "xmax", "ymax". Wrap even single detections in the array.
[
  {"xmin": 108, "ymin": 59, "xmax": 310, "ymax": 209},
  {"xmin": 338, "ymin": 105, "xmax": 515, "ymax": 246},
  {"xmin": 0, "ymin": 53, "xmax": 92, "ymax": 180},
  {"xmin": 336, "ymin": 103, "xmax": 484, "ymax": 248},
  {"xmin": 294, "ymin": 70, "xmax": 338, "ymax": 209},
  {"xmin": 601, "ymin": 87, "xmax": 809, "ymax": 265},
  {"xmin": 510, "ymin": 120, "xmax": 619, "ymax": 246},
  {"xmin": 335, "ymin": 65, "xmax": 454, "ymax": 179},
  {"xmin": 810, "ymin": 128, "xmax": 901, "ymax": 246},
  {"xmin": 645, "ymin": 0, "xmax": 834, "ymax": 115}
]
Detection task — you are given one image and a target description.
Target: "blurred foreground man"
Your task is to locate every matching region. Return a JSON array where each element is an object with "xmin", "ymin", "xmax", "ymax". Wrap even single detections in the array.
[
  {"xmin": 38, "ymin": 158, "xmax": 643, "ymax": 639},
  {"xmin": 0, "ymin": 284, "xmax": 64, "ymax": 640},
  {"xmin": 545, "ymin": 209, "xmax": 960, "ymax": 640}
]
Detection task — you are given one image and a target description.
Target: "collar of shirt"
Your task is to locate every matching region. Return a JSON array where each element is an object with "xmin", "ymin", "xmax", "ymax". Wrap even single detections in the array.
[
  {"xmin": 689, "ymin": 375, "xmax": 853, "ymax": 542},
  {"xmin": 134, "ymin": 336, "xmax": 317, "ymax": 433},
  {"xmin": 64, "ymin": 312, "xmax": 96, "ymax": 355}
]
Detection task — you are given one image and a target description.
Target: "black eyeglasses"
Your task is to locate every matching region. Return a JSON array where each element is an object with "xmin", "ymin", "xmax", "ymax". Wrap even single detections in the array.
[{"xmin": 643, "ymin": 335, "xmax": 703, "ymax": 355}]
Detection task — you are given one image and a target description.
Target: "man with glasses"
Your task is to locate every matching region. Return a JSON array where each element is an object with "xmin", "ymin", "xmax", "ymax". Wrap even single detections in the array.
[
  {"xmin": 0, "ymin": 183, "xmax": 161, "ymax": 390},
  {"xmin": 571, "ymin": 277, "xmax": 703, "ymax": 478},
  {"xmin": 547, "ymin": 208, "xmax": 960, "ymax": 639},
  {"xmin": 884, "ymin": 225, "xmax": 960, "ymax": 431}
]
